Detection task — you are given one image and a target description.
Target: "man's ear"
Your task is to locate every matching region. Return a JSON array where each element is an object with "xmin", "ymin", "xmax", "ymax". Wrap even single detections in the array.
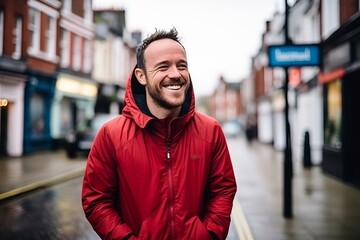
[{"xmin": 134, "ymin": 68, "xmax": 146, "ymax": 86}]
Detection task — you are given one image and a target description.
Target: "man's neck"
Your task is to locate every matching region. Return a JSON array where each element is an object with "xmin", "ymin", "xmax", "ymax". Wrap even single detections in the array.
[{"xmin": 146, "ymin": 97, "xmax": 181, "ymax": 119}]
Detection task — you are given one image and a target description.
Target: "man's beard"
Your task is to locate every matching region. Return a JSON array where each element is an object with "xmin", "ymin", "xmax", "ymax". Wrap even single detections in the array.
[{"xmin": 146, "ymin": 78, "xmax": 189, "ymax": 110}]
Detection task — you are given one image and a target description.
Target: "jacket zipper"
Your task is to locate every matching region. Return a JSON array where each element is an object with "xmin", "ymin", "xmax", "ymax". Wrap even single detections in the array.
[{"xmin": 166, "ymin": 136, "xmax": 176, "ymax": 239}]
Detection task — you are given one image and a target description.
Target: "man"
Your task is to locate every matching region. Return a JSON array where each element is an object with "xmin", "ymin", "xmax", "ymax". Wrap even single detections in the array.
[{"xmin": 82, "ymin": 28, "xmax": 237, "ymax": 240}]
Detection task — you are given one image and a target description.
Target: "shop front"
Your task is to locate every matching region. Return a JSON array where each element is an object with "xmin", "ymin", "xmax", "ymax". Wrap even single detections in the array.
[
  {"xmin": 0, "ymin": 71, "xmax": 26, "ymax": 157},
  {"xmin": 23, "ymin": 73, "xmax": 56, "ymax": 154},
  {"xmin": 51, "ymin": 73, "xmax": 98, "ymax": 148},
  {"xmin": 320, "ymin": 14, "xmax": 360, "ymax": 187}
]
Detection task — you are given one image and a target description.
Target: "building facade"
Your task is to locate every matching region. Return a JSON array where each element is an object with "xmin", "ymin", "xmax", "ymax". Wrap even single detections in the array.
[
  {"xmin": 51, "ymin": 0, "xmax": 97, "ymax": 149},
  {"xmin": 0, "ymin": 0, "xmax": 61, "ymax": 155},
  {"xmin": 320, "ymin": 0, "xmax": 360, "ymax": 187},
  {"xmin": 23, "ymin": 0, "xmax": 62, "ymax": 154},
  {"xmin": 0, "ymin": 0, "xmax": 27, "ymax": 157},
  {"xmin": 92, "ymin": 8, "xmax": 138, "ymax": 115},
  {"xmin": 249, "ymin": 0, "xmax": 322, "ymax": 165},
  {"xmin": 208, "ymin": 76, "xmax": 243, "ymax": 124}
]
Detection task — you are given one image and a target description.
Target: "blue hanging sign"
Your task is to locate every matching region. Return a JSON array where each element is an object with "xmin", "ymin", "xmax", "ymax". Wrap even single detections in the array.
[{"xmin": 268, "ymin": 44, "xmax": 320, "ymax": 67}]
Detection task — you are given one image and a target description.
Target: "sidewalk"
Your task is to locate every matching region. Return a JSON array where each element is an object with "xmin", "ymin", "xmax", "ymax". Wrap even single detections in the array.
[
  {"xmin": 0, "ymin": 151, "xmax": 86, "ymax": 200},
  {"xmin": 229, "ymin": 137, "xmax": 360, "ymax": 240}
]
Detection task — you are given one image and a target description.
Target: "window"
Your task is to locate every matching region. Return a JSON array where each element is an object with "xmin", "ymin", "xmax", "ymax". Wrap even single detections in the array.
[
  {"xmin": 28, "ymin": 8, "xmax": 40, "ymax": 53},
  {"xmin": 60, "ymin": 30, "xmax": 70, "ymax": 67},
  {"xmin": 322, "ymin": 0, "xmax": 340, "ymax": 39},
  {"xmin": 63, "ymin": 0, "xmax": 72, "ymax": 12},
  {"xmin": 45, "ymin": 16, "xmax": 56, "ymax": 58},
  {"xmin": 324, "ymin": 79, "xmax": 342, "ymax": 149},
  {"xmin": 0, "ymin": 10, "xmax": 4, "ymax": 55},
  {"xmin": 72, "ymin": 35, "xmax": 81, "ymax": 71},
  {"xmin": 356, "ymin": 41, "xmax": 360, "ymax": 61},
  {"xmin": 83, "ymin": 39, "xmax": 91, "ymax": 73},
  {"xmin": 31, "ymin": 92, "xmax": 45, "ymax": 138},
  {"xmin": 12, "ymin": 16, "xmax": 22, "ymax": 59},
  {"xmin": 84, "ymin": 0, "xmax": 92, "ymax": 22}
]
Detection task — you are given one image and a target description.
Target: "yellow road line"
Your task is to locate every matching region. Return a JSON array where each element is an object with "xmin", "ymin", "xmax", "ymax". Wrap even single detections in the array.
[
  {"xmin": 0, "ymin": 168, "xmax": 84, "ymax": 201},
  {"xmin": 231, "ymin": 198, "xmax": 254, "ymax": 240}
]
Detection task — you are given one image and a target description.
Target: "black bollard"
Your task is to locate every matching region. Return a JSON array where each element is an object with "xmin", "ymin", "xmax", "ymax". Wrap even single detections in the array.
[{"xmin": 303, "ymin": 131, "xmax": 312, "ymax": 168}]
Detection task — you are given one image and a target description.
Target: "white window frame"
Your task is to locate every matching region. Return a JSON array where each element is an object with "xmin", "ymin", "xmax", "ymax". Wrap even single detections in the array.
[
  {"xmin": 0, "ymin": 10, "xmax": 4, "ymax": 56},
  {"xmin": 45, "ymin": 16, "xmax": 56, "ymax": 58},
  {"xmin": 60, "ymin": 30, "xmax": 70, "ymax": 67},
  {"xmin": 84, "ymin": 0, "xmax": 92, "ymax": 23},
  {"xmin": 322, "ymin": 0, "xmax": 340, "ymax": 39},
  {"xmin": 72, "ymin": 35, "xmax": 82, "ymax": 71},
  {"xmin": 28, "ymin": 8, "xmax": 40, "ymax": 54},
  {"xmin": 63, "ymin": 0, "xmax": 72, "ymax": 12},
  {"xmin": 27, "ymin": 0, "xmax": 59, "ymax": 63},
  {"xmin": 12, "ymin": 16, "xmax": 22, "ymax": 59},
  {"xmin": 83, "ymin": 39, "xmax": 92, "ymax": 73}
]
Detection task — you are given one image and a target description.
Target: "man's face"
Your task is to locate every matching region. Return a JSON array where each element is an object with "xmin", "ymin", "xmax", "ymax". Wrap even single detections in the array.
[{"xmin": 137, "ymin": 38, "xmax": 190, "ymax": 110}]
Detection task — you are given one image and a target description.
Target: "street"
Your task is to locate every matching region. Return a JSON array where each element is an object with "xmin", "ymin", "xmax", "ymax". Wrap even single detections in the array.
[{"xmin": 0, "ymin": 177, "xmax": 99, "ymax": 240}]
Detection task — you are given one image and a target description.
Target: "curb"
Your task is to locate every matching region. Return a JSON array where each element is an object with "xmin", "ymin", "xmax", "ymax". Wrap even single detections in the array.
[
  {"xmin": 0, "ymin": 168, "xmax": 85, "ymax": 201},
  {"xmin": 231, "ymin": 198, "xmax": 254, "ymax": 240}
]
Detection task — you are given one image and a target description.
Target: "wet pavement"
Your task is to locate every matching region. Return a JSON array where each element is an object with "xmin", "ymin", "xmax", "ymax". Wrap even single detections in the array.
[
  {"xmin": 0, "ymin": 177, "xmax": 98, "ymax": 240},
  {"xmin": 230, "ymin": 137, "xmax": 360, "ymax": 240},
  {"xmin": 0, "ymin": 151, "xmax": 86, "ymax": 200}
]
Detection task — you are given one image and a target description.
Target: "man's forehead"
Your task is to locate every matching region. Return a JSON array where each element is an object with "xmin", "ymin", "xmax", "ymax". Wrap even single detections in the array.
[{"xmin": 145, "ymin": 39, "xmax": 184, "ymax": 53}]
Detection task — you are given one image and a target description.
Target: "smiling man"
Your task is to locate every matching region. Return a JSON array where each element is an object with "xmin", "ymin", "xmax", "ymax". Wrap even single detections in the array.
[
  {"xmin": 134, "ymin": 36, "xmax": 190, "ymax": 119},
  {"xmin": 82, "ymin": 28, "xmax": 237, "ymax": 240}
]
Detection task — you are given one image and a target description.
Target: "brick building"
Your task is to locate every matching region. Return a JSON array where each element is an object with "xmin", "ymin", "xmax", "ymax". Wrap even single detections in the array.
[{"xmin": 208, "ymin": 76, "xmax": 243, "ymax": 124}]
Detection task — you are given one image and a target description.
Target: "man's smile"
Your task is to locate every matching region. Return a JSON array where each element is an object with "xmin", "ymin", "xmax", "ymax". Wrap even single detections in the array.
[{"xmin": 163, "ymin": 84, "xmax": 182, "ymax": 90}]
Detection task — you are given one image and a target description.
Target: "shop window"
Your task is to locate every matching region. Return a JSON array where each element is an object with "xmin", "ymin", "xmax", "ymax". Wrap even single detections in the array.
[
  {"xmin": 30, "ymin": 93, "xmax": 45, "ymax": 138},
  {"xmin": 60, "ymin": 98, "xmax": 73, "ymax": 135},
  {"xmin": 324, "ymin": 79, "xmax": 342, "ymax": 149},
  {"xmin": 355, "ymin": 41, "xmax": 360, "ymax": 61}
]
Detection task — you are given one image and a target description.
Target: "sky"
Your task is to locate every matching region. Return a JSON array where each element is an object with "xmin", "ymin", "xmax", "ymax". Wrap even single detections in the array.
[{"xmin": 93, "ymin": 0, "xmax": 288, "ymax": 97}]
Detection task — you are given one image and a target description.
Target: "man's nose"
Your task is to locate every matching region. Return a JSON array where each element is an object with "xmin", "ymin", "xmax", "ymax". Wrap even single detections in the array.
[{"xmin": 168, "ymin": 66, "xmax": 181, "ymax": 79}]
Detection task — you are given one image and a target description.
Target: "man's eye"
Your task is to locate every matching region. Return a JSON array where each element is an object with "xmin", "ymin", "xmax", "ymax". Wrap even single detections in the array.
[
  {"xmin": 158, "ymin": 65, "xmax": 168, "ymax": 70},
  {"xmin": 178, "ymin": 64, "xmax": 188, "ymax": 70}
]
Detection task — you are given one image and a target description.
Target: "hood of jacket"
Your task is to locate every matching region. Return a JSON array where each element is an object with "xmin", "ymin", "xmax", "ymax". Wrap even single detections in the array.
[{"xmin": 121, "ymin": 66, "xmax": 195, "ymax": 130}]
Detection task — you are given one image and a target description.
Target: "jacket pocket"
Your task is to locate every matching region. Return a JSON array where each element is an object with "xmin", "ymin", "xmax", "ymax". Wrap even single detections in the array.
[{"xmin": 183, "ymin": 216, "xmax": 212, "ymax": 240}]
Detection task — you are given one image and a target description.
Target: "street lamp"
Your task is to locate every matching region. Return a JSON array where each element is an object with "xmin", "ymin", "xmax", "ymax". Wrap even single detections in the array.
[{"xmin": 283, "ymin": 0, "xmax": 293, "ymax": 219}]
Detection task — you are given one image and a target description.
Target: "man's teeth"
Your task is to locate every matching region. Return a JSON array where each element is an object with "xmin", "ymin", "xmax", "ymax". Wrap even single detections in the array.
[{"xmin": 165, "ymin": 85, "xmax": 181, "ymax": 90}]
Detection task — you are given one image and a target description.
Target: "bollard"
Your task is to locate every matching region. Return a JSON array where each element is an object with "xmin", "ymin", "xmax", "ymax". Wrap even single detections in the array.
[{"xmin": 303, "ymin": 131, "xmax": 312, "ymax": 168}]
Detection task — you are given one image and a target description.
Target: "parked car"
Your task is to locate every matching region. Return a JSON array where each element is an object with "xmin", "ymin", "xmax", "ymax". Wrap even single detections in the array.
[
  {"xmin": 64, "ymin": 113, "xmax": 118, "ymax": 158},
  {"xmin": 222, "ymin": 120, "xmax": 242, "ymax": 138}
]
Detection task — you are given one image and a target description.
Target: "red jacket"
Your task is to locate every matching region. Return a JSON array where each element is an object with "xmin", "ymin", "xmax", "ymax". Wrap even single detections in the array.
[{"xmin": 82, "ymin": 70, "xmax": 237, "ymax": 240}]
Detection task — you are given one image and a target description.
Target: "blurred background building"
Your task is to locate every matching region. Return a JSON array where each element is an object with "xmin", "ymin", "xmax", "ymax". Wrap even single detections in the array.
[
  {"xmin": 0, "ymin": 0, "xmax": 139, "ymax": 156},
  {"xmin": 238, "ymin": 0, "xmax": 360, "ymax": 188}
]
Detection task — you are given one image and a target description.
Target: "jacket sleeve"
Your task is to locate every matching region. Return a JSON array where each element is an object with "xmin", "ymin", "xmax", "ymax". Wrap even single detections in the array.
[
  {"xmin": 203, "ymin": 124, "xmax": 237, "ymax": 240},
  {"xmin": 82, "ymin": 124, "xmax": 134, "ymax": 240}
]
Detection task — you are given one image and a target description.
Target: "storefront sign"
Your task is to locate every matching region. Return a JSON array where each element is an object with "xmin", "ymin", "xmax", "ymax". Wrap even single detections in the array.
[
  {"xmin": 323, "ymin": 42, "xmax": 350, "ymax": 72},
  {"xmin": 268, "ymin": 44, "xmax": 320, "ymax": 67}
]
